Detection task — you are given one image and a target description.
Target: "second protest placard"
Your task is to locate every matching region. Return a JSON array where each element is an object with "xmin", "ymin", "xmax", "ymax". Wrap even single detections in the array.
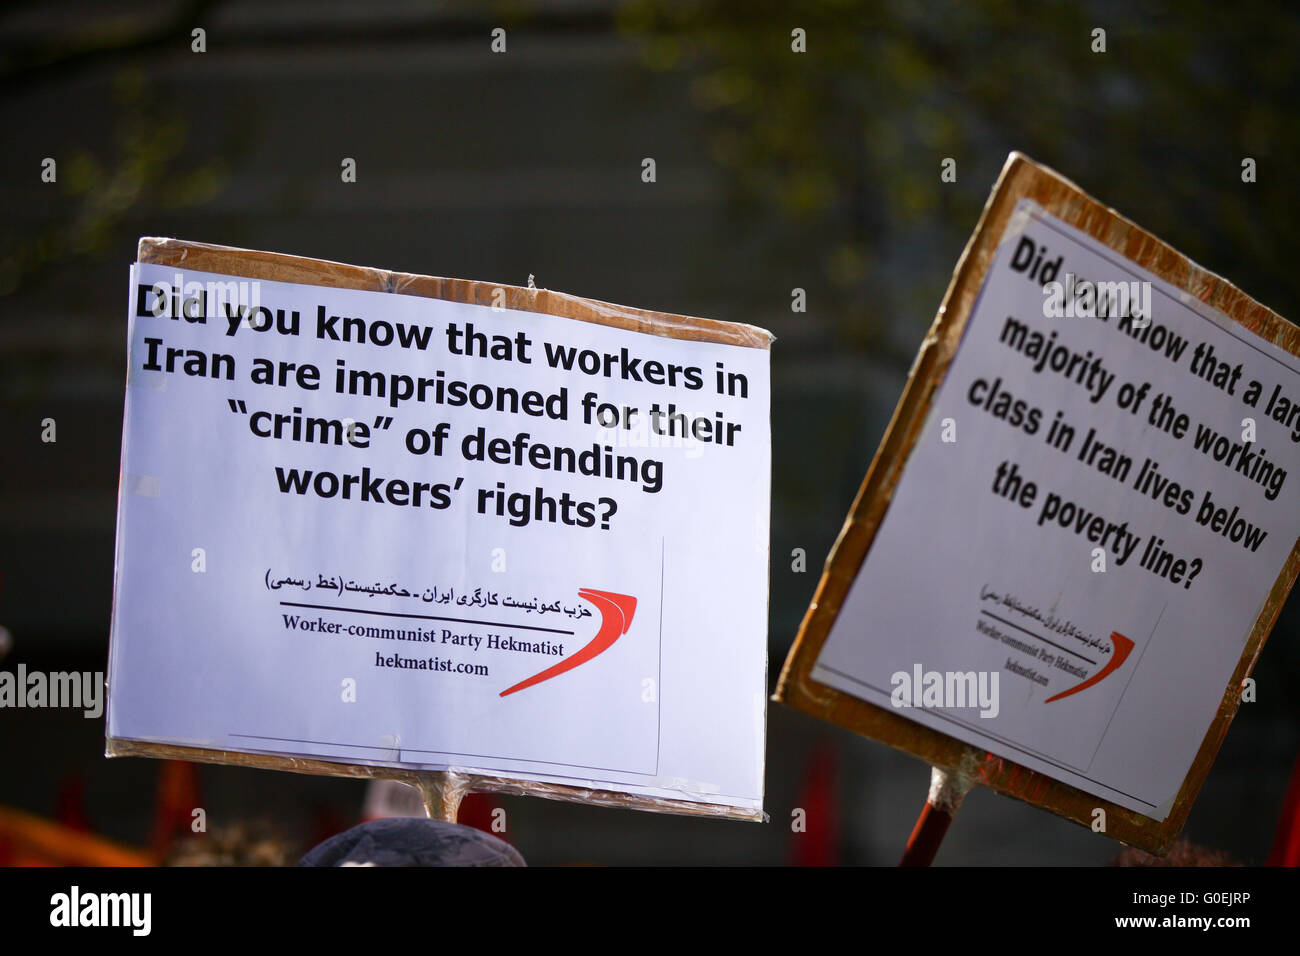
[
  {"xmin": 777, "ymin": 153, "xmax": 1300, "ymax": 852},
  {"xmin": 108, "ymin": 240, "xmax": 772, "ymax": 820}
]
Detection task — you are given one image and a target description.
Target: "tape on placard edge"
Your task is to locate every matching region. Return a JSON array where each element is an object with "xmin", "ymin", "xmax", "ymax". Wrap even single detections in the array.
[
  {"xmin": 662, "ymin": 775, "xmax": 723, "ymax": 797},
  {"xmin": 126, "ymin": 474, "xmax": 161, "ymax": 498},
  {"xmin": 104, "ymin": 738, "xmax": 766, "ymax": 822},
  {"xmin": 126, "ymin": 364, "xmax": 167, "ymax": 391},
  {"xmin": 996, "ymin": 198, "xmax": 1036, "ymax": 249},
  {"xmin": 134, "ymin": 237, "xmax": 775, "ymax": 350},
  {"xmin": 1152, "ymin": 790, "xmax": 1177, "ymax": 821},
  {"xmin": 928, "ymin": 749, "xmax": 980, "ymax": 813}
]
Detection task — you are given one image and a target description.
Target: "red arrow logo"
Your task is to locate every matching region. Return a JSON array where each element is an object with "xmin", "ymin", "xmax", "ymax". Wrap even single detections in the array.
[
  {"xmin": 1044, "ymin": 631, "xmax": 1134, "ymax": 703},
  {"xmin": 499, "ymin": 589, "xmax": 637, "ymax": 697}
]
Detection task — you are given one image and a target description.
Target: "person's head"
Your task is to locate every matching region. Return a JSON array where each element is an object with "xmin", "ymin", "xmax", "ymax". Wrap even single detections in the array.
[{"xmin": 298, "ymin": 818, "xmax": 525, "ymax": 867}]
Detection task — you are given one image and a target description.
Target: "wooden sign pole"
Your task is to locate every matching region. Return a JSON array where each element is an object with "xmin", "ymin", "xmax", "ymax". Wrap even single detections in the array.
[{"xmin": 898, "ymin": 750, "xmax": 978, "ymax": 866}]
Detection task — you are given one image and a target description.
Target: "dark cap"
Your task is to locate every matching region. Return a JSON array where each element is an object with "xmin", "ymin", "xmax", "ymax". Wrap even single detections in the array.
[{"xmin": 298, "ymin": 818, "xmax": 526, "ymax": 867}]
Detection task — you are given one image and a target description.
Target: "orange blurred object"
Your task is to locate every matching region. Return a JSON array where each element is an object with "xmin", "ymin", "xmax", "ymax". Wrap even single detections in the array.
[
  {"xmin": 0, "ymin": 805, "xmax": 151, "ymax": 866},
  {"xmin": 150, "ymin": 761, "xmax": 203, "ymax": 858}
]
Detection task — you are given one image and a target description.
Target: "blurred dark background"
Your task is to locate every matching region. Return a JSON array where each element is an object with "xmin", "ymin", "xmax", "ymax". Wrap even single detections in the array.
[{"xmin": 1, "ymin": 0, "xmax": 1297, "ymax": 865}]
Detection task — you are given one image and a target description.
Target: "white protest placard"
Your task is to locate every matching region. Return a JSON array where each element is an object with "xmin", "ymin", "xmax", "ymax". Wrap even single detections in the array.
[
  {"xmin": 809, "ymin": 195, "xmax": 1299, "ymax": 821},
  {"xmin": 107, "ymin": 249, "xmax": 771, "ymax": 819},
  {"xmin": 776, "ymin": 155, "xmax": 1300, "ymax": 851}
]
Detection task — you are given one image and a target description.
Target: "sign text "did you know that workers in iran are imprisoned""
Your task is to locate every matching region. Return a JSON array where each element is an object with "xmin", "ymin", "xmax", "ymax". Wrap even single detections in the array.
[{"xmin": 108, "ymin": 262, "xmax": 771, "ymax": 816}]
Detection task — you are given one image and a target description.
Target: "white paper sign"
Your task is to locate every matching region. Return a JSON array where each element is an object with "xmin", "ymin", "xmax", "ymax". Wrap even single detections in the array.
[
  {"xmin": 108, "ymin": 263, "xmax": 770, "ymax": 815},
  {"xmin": 813, "ymin": 200, "xmax": 1300, "ymax": 819}
]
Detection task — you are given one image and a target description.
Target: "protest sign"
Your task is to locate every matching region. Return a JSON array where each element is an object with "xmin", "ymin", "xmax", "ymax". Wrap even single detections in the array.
[
  {"xmin": 775, "ymin": 153, "xmax": 1300, "ymax": 852},
  {"xmin": 107, "ymin": 239, "xmax": 772, "ymax": 821}
]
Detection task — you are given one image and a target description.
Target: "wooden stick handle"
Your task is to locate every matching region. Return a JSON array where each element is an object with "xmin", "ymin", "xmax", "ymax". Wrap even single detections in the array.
[{"xmin": 899, "ymin": 757, "xmax": 978, "ymax": 866}]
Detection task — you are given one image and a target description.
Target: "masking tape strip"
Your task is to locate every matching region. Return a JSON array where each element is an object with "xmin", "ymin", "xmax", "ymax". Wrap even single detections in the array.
[
  {"xmin": 126, "ymin": 474, "xmax": 161, "ymax": 498},
  {"xmin": 126, "ymin": 363, "xmax": 167, "ymax": 391},
  {"xmin": 927, "ymin": 748, "xmax": 980, "ymax": 813}
]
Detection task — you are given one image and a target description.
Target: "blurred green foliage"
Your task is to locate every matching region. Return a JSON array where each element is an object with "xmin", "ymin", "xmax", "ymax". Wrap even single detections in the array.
[
  {"xmin": 617, "ymin": 0, "xmax": 1300, "ymax": 354},
  {"xmin": 1, "ymin": 67, "xmax": 227, "ymax": 298}
]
